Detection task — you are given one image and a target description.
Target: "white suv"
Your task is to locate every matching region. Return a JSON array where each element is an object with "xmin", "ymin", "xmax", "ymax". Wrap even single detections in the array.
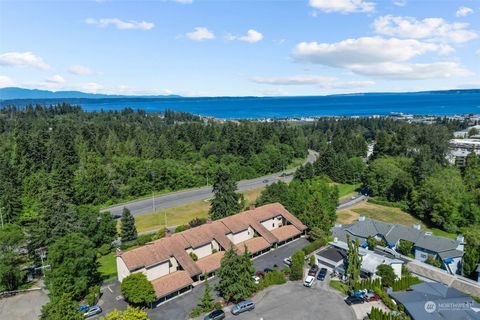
[{"xmin": 304, "ymin": 275, "xmax": 315, "ymax": 287}]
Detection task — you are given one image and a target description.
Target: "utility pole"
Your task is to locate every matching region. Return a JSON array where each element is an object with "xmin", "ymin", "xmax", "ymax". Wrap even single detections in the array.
[{"xmin": 0, "ymin": 207, "xmax": 4, "ymax": 229}]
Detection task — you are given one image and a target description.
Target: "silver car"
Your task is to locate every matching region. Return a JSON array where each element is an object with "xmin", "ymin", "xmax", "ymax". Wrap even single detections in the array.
[{"xmin": 83, "ymin": 305, "xmax": 102, "ymax": 318}]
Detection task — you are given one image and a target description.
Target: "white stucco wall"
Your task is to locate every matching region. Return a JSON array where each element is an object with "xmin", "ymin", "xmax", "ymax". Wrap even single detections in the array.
[
  {"xmin": 193, "ymin": 243, "xmax": 212, "ymax": 259},
  {"xmin": 391, "ymin": 263, "xmax": 402, "ymax": 279},
  {"xmin": 169, "ymin": 257, "xmax": 178, "ymax": 273},
  {"xmin": 211, "ymin": 240, "xmax": 220, "ymax": 252},
  {"xmin": 117, "ymin": 257, "xmax": 131, "ymax": 282},
  {"xmin": 232, "ymin": 228, "xmax": 253, "ymax": 244},
  {"xmin": 261, "ymin": 216, "xmax": 283, "ymax": 231},
  {"xmin": 145, "ymin": 261, "xmax": 170, "ymax": 281}
]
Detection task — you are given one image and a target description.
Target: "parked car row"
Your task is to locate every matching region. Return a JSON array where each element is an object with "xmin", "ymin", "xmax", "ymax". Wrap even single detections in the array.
[
  {"xmin": 344, "ymin": 289, "xmax": 380, "ymax": 305},
  {"xmin": 82, "ymin": 305, "xmax": 102, "ymax": 318},
  {"xmin": 204, "ymin": 300, "xmax": 256, "ymax": 319}
]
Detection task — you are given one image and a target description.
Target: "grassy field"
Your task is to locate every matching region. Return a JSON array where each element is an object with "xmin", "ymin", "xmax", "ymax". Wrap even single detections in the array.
[
  {"xmin": 335, "ymin": 183, "xmax": 361, "ymax": 199},
  {"xmin": 98, "ymin": 252, "xmax": 117, "ymax": 280},
  {"xmin": 336, "ymin": 201, "xmax": 456, "ymax": 239},
  {"xmin": 134, "ymin": 187, "xmax": 265, "ymax": 233}
]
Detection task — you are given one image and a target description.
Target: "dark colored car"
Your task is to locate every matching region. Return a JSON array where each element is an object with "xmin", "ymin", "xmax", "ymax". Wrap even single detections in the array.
[
  {"xmin": 317, "ymin": 268, "xmax": 327, "ymax": 281},
  {"xmin": 204, "ymin": 309, "xmax": 225, "ymax": 320},
  {"xmin": 256, "ymin": 271, "xmax": 265, "ymax": 278},
  {"xmin": 264, "ymin": 268, "xmax": 274, "ymax": 273},
  {"xmin": 345, "ymin": 296, "xmax": 365, "ymax": 305},
  {"xmin": 308, "ymin": 265, "xmax": 319, "ymax": 276}
]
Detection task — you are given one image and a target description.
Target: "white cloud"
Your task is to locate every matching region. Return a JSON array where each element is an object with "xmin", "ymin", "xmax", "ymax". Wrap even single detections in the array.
[
  {"xmin": 347, "ymin": 62, "xmax": 471, "ymax": 80},
  {"xmin": 45, "ymin": 74, "xmax": 66, "ymax": 84},
  {"xmin": 0, "ymin": 75, "xmax": 15, "ymax": 87},
  {"xmin": 85, "ymin": 18, "xmax": 154, "ymax": 30},
  {"xmin": 309, "ymin": 0, "xmax": 375, "ymax": 13},
  {"xmin": 185, "ymin": 27, "xmax": 215, "ymax": 41},
  {"xmin": 393, "ymin": 0, "xmax": 406, "ymax": 6},
  {"xmin": 373, "ymin": 15, "xmax": 478, "ymax": 43},
  {"xmin": 476, "ymin": 48, "xmax": 480, "ymax": 56},
  {"xmin": 226, "ymin": 29, "xmax": 264, "ymax": 43},
  {"xmin": 0, "ymin": 52, "xmax": 50, "ymax": 70},
  {"xmin": 293, "ymin": 37, "xmax": 451, "ymax": 66},
  {"xmin": 68, "ymin": 65, "xmax": 94, "ymax": 75},
  {"xmin": 251, "ymin": 75, "xmax": 375, "ymax": 88},
  {"xmin": 173, "ymin": 0, "xmax": 193, "ymax": 3},
  {"xmin": 456, "ymin": 6, "xmax": 473, "ymax": 17},
  {"xmin": 292, "ymin": 37, "xmax": 468, "ymax": 80},
  {"xmin": 257, "ymin": 88, "xmax": 290, "ymax": 96}
]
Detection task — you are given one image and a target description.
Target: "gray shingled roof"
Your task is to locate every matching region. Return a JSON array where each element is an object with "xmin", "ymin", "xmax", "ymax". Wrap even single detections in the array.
[
  {"xmin": 390, "ymin": 283, "xmax": 480, "ymax": 320},
  {"xmin": 331, "ymin": 218, "xmax": 462, "ymax": 256},
  {"xmin": 438, "ymin": 249, "xmax": 464, "ymax": 260}
]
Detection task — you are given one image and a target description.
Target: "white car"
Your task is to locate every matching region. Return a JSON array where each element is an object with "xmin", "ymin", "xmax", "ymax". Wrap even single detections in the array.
[
  {"xmin": 283, "ymin": 257, "xmax": 292, "ymax": 266},
  {"xmin": 304, "ymin": 275, "xmax": 315, "ymax": 287},
  {"xmin": 252, "ymin": 275, "xmax": 260, "ymax": 285}
]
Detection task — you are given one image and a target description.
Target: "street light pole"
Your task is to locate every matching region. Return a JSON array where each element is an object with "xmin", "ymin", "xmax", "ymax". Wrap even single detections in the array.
[{"xmin": 0, "ymin": 207, "xmax": 4, "ymax": 229}]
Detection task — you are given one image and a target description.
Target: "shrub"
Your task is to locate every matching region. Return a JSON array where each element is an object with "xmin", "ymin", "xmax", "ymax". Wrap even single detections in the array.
[
  {"xmin": 189, "ymin": 217, "xmax": 207, "ymax": 228},
  {"xmin": 189, "ymin": 306, "xmax": 203, "ymax": 318},
  {"xmin": 377, "ymin": 264, "xmax": 397, "ymax": 288},
  {"xmin": 392, "ymin": 276, "xmax": 422, "ymax": 292},
  {"xmin": 302, "ymin": 239, "xmax": 326, "ymax": 255},
  {"xmin": 369, "ymin": 306, "xmax": 402, "ymax": 320},
  {"xmin": 258, "ymin": 270, "xmax": 286, "ymax": 290},
  {"xmin": 401, "ymin": 265, "xmax": 411, "ymax": 277},
  {"xmin": 151, "ymin": 229, "xmax": 165, "ymax": 240},
  {"xmin": 374, "ymin": 287, "xmax": 397, "ymax": 311},
  {"xmin": 85, "ymin": 285, "xmax": 100, "ymax": 306},
  {"xmin": 425, "ymin": 255, "xmax": 442, "ymax": 268},
  {"xmin": 309, "ymin": 255, "xmax": 316, "ymax": 268},
  {"xmin": 290, "ymin": 251, "xmax": 305, "ymax": 281},
  {"xmin": 397, "ymin": 240, "xmax": 414, "ymax": 256},
  {"xmin": 97, "ymin": 244, "xmax": 111, "ymax": 256},
  {"xmin": 189, "ymin": 252, "xmax": 198, "ymax": 261},
  {"xmin": 135, "ymin": 234, "xmax": 154, "ymax": 246},
  {"xmin": 121, "ymin": 273, "xmax": 156, "ymax": 306},
  {"xmin": 175, "ymin": 225, "xmax": 187, "ymax": 233},
  {"xmin": 353, "ymin": 278, "xmax": 382, "ymax": 291},
  {"xmin": 329, "ymin": 280, "xmax": 349, "ymax": 295}
]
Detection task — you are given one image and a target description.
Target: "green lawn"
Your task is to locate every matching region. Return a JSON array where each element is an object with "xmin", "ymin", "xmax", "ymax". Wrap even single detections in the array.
[
  {"xmin": 335, "ymin": 183, "xmax": 361, "ymax": 198},
  {"xmin": 329, "ymin": 280, "xmax": 349, "ymax": 295},
  {"xmin": 98, "ymin": 252, "xmax": 117, "ymax": 280},
  {"xmin": 351, "ymin": 203, "xmax": 457, "ymax": 239}
]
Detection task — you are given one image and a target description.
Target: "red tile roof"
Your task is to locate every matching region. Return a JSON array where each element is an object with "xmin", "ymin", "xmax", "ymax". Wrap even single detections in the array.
[
  {"xmin": 196, "ymin": 251, "xmax": 225, "ymax": 274},
  {"xmin": 236, "ymin": 237, "xmax": 271, "ymax": 254},
  {"xmin": 271, "ymin": 225, "xmax": 302, "ymax": 242},
  {"xmin": 151, "ymin": 271, "xmax": 193, "ymax": 299}
]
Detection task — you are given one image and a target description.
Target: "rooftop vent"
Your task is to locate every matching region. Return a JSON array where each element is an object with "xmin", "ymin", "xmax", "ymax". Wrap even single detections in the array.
[
  {"xmin": 413, "ymin": 224, "xmax": 421, "ymax": 230},
  {"xmin": 359, "ymin": 216, "xmax": 366, "ymax": 222}
]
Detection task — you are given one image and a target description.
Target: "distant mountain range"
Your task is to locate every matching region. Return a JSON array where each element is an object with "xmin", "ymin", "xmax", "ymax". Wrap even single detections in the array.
[
  {"xmin": 0, "ymin": 87, "xmax": 479, "ymax": 100},
  {"xmin": 0, "ymin": 87, "xmax": 181, "ymax": 100}
]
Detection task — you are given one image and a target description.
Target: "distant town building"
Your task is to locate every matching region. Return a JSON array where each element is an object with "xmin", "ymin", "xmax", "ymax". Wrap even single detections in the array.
[{"xmin": 447, "ymin": 136, "xmax": 480, "ymax": 167}]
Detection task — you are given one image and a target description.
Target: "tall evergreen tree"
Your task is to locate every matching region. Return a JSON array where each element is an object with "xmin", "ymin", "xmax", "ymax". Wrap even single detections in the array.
[
  {"xmin": 209, "ymin": 168, "xmax": 243, "ymax": 220},
  {"xmin": 216, "ymin": 246, "xmax": 255, "ymax": 303},
  {"xmin": 346, "ymin": 235, "xmax": 362, "ymax": 290},
  {"xmin": 120, "ymin": 208, "xmax": 137, "ymax": 242}
]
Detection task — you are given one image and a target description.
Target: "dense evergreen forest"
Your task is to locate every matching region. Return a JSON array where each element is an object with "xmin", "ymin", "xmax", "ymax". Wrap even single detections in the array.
[{"xmin": 0, "ymin": 103, "xmax": 479, "ymax": 310}]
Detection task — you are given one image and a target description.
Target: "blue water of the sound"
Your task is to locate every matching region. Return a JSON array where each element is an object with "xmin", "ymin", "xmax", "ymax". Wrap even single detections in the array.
[{"xmin": 4, "ymin": 92, "xmax": 480, "ymax": 118}]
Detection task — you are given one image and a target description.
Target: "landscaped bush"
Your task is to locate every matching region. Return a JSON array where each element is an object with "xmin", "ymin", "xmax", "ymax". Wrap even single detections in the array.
[
  {"xmin": 85, "ymin": 285, "xmax": 100, "ymax": 306},
  {"xmin": 392, "ymin": 276, "xmax": 422, "ymax": 292},
  {"xmin": 135, "ymin": 233, "xmax": 154, "ymax": 246},
  {"xmin": 425, "ymin": 255, "xmax": 442, "ymax": 268},
  {"xmin": 290, "ymin": 251, "xmax": 305, "ymax": 281},
  {"xmin": 258, "ymin": 270, "xmax": 286, "ymax": 290},
  {"xmin": 302, "ymin": 239, "xmax": 326, "ymax": 255},
  {"xmin": 97, "ymin": 243, "xmax": 111, "ymax": 256},
  {"xmin": 121, "ymin": 273, "xmax": 156, "ymax": 306},
  {"xmin": 189, "ymin": 252, "xmax": 198, "ymax": 261},
  {"xmin": 175, "ymin": 225, "xmax": 188, "ymax": 233},
  {"xmin": 151, "ymin": 229, "xmax": 165, "ymax": 240},
  {"xmin": 373, "ymin": 287, "xmax": 397, "ymax": 311},
  {"xmin": 369, "ymin": 306, "xmax": 402, "ymax": 320},
  {"xmin": 353, "ymin": 278, "xmax": 382, "ymax": 291},
  {"xmin": 189, "ymin": 306, "xmax": 203, "ymax": 318}
]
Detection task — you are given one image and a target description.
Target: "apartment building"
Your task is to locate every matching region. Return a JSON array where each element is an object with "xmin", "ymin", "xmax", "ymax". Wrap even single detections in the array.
[{"xmin": 116, "ymin": 203, "xmax": 307, "ymax": 306}]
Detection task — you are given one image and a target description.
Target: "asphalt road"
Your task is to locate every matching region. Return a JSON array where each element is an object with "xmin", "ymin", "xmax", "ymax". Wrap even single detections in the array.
[{"xmin": 101, "ymin": 150, "xmax": 319, "ymax": 217}]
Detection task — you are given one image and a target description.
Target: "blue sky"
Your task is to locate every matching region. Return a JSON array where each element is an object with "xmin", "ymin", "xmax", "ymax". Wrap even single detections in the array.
[{"xmin": 1, "ymin": 0, "xmax": 479, "ymax": 96}]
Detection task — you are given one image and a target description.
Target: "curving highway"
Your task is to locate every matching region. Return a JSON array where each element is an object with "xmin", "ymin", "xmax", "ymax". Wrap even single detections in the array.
[{"xmin": 101, "ymin": 150, "xmax": 318, "ymax": 217}]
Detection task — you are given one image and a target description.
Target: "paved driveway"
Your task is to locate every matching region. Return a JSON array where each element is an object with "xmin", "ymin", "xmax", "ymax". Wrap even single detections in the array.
[
  {"xmin": 0, "ymin": 289, "xmax": 49, "ymax": 320},
  {"xmin": 97, "ymin": 238, "xmax": 309, "ymax": 320},
  {"xmin": 225, "ymin": 281, "xmax": 355, "ymax": 320}
]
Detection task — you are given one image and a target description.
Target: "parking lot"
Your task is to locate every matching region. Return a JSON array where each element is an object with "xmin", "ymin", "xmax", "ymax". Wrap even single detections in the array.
[
  {"xmin": 225, "ymin": 279, "xmax": 355, "ymax": 320},
  {"xmin": 0, "ymin": 289, "xmax": 49, "ymax": 320},
  {"xmin": 97, "ymin": 238, "xmax": 309, "ymax": 320}
]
